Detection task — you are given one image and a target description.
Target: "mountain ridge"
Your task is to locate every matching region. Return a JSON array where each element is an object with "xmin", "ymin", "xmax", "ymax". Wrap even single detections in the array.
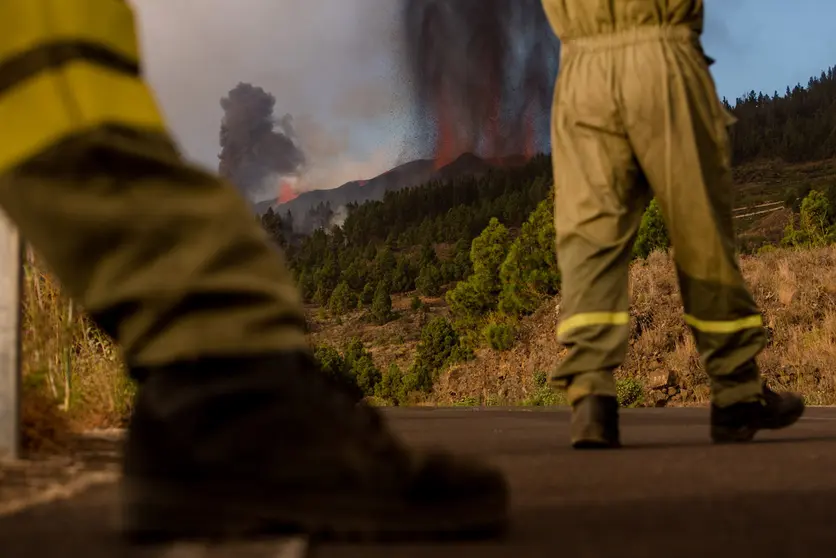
[{"xmin": 254, "ymin": 152, "xmax": 524, "ymax": 217}]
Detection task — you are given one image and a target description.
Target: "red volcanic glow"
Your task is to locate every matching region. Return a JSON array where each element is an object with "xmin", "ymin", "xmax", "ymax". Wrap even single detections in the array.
[
  {"xmin": 434, "ymin": 88, "xmax": 458, "ymax": 169},
  {"xmin": 431, "ymin": 70, "xmax": 538, "ymax": 168},
  {"xmin": 277, "ymin": 179, "xmax": 298, "ymax": 204}
]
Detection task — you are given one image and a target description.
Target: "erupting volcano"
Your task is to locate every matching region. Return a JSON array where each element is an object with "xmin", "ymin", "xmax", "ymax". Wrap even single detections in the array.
[
  {"xmin": 277, "ymin": 178, "xmax": 298, "ymax": 204},
  {"xmin": 402, "ymin": 0, "xmax": 559, "ymax": 168}
]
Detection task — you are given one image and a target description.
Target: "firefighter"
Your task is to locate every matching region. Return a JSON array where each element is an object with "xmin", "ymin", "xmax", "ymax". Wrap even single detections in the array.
[
  {"xmin": 541, "ymin": 0, "xmax": 805, "ymax": 448},
  {"xmin": 0, "ymin": 1, "xmax": 507, "ymax": 542}
]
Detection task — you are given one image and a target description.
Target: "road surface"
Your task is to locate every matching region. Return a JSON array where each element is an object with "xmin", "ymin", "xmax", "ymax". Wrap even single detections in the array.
[{"xmin": 4, "ymin": 406, "xmax": 836, "ymax": 557}]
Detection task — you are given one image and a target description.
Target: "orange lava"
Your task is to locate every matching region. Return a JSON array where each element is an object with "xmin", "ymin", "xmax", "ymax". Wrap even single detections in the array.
[
  {"xmin": 434, "ymin": 88, "xmax": 458, "ymax": 169},
  {"xmin": 432, "ymin": 75, "xmax": 506, "ymax": 168},
  {"xmin": 277, "ymin": 179, "xmax": 298, "ymax": 204}
]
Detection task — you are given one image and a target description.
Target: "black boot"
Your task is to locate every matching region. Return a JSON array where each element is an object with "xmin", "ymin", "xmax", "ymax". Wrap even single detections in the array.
[
  {"xmin": 711, "ymin": 384, "xmax": 805, "ymax": 443},
  {"xmin": 120, "ymin": 352, "xmax": 508, "ymax": 544},
  {"xmin": 571, "ymin": 395, "xmax": 621, "ymax": 449}
]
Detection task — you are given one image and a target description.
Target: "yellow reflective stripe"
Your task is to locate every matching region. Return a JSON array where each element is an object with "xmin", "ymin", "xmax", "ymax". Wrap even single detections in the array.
[
  {"xmin": 0, "ymin": 60, "xmax": 165, "ymax": 173},
  {"xmin": 557, "ymin": 311, "xmax": 630, "ymax": 337},
  {"xmin": 2, "ymin": 0, "xmax": 139, "ymax": 64},
  {"xmin": 683, "ymin": 313, "xmax": 763, "ymax": 334}
]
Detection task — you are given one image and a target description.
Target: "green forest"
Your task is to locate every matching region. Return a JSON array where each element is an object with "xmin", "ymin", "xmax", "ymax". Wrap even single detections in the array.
[
  {"xmin": 725, "ymin": 66, "xmax": 836, "ymax": 163},
  {"xmin": 257, "ymin": 64, "xmax": 836, "ymax": 405}
]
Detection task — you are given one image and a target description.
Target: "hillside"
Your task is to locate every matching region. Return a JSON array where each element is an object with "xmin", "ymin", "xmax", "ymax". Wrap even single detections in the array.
[
  {"xmin": 259, "ymin": 152, "xmax": 502, "ymax": 220},
  {"xmin": 732, "ymin": 158, "xmax": 836, "ymax": 249},
  {"xmin": 293, "ymin": 149, "xmax": 836, "ymax": 410},
  {"xmin": 306, "ymin": 243, "xmax": 836, "ymax": 408},
  {"xmin": 18, "ymin": 191, "xmax": 836, "ymax": 444},
  {"xmin": 250, "ymin": 64, "xmax": 836, "ymax": 411}
]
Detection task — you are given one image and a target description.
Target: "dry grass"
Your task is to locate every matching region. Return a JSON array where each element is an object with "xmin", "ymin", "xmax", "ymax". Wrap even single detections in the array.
[
  {"xmin": 20, "ymin": 249, "xmax": 129, "ymax": 451},
  {"xmin": 436, "ymin": 246, "xmax": 836, "ymax": 407},
  {"xmin": 737, "ymin": 207, "xmax": 793, "ymax": 252}
]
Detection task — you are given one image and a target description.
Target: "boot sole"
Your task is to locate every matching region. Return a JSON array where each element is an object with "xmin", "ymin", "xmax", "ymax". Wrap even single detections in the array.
[
  {"xmin": 572, "ymin": 438, "xmax": 621, "ymax": 450},
  {"xmin": 711, "ymin": 401, "xmax": 806, "ymax": 444},
  {"xmin": 120, "ymin": 477, "xmax": 508, "ymax": 545}
]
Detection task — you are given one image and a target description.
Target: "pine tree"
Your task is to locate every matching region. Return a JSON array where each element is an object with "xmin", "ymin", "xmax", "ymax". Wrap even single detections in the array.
[
  {"xmin": 633, "ymin": 198, "xmax": 670, "ymax": 259},
  {"xmin": 371, "ymin": 280, "xmax": 393, "ymax": 324}
]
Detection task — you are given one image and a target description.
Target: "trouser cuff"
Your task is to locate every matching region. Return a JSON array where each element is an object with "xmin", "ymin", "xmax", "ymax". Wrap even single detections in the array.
[
  {"xmin": 561, "ymin": 371, "xmax": 618, "ymax": 406},
  {"xmin": 710, "ymin": 380, "xmax": 763, "ymax": 408}
]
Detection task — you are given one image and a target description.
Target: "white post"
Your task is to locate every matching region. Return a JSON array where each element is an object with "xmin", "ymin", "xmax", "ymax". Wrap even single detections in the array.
[{"xmin": 0, "ymin": 209, "xmax": 21, "ymax": 460}]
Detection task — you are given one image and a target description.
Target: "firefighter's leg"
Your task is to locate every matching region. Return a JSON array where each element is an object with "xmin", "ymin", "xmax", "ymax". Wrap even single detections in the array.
[
  {"xmin": 621, "ymin": 31, "xmax": 804, "ymax": 443},
  {"xmin": 0, "ymin": 0, "xmax": 508, "ymax": 541},
  {"xmin": 620, "ymin": 34, "xmax": 766, "ymax": 407},
  {"xmin": 549, "ymin": 48, "xmax": 651, "ymax": 408}
]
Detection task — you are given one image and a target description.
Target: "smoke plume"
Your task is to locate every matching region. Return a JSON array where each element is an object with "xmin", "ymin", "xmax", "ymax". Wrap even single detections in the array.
[
  {"xmin": 218, "ymin": 82, "xmax": 306, "ymax": 201},
  {"xmin": 401, "ymin": 0, "xmax": 560, "ymax": 166}
]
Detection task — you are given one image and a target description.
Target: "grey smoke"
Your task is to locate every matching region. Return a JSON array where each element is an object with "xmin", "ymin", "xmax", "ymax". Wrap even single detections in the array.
[
  {"xmin": 218, "ymin": 83, "xmax": 306, "ymax": 201},
  {"xmin": 329, "ymin": 205, "xmax": 350, "ymax": 228}
]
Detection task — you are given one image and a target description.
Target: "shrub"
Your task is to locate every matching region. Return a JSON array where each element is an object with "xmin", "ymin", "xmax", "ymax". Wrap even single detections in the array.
[
  {"xmin": 522, "ymin": 370, "xmax": 562, "ymax": 406},
  {"xmin": 446, "ymin": 277, "xmax": 493, "ymax": 321},
  {"xmin": 391, "ymin": 258, "xmax": 417, "ymax": 292},
  {"xmin": 297, "ymin": 270, "xmax": 316, "ymax": 302},
  {"xmin": 782, "ymin": 189, "xmax": 834, "ymax": 248},
  {"xmin": 471, "ymin": 218, "xmax": 511, "ymax": 277},
  {"xmin": 453, "ymin": 395, "xmax": 479, "ymax": 407},
  {"xmin": 373, "ymin": 246, "xmax": 396, "ymax": 283},
  {"xmin": 375, "ymin": 363, "xmax": 406, "ymax": 405},
  {"xmin": 343, "ymin": 338, "xmax": 382, "ymax": 396},
  {"xmin": 360, "ymin": 283, "xmax": 375, "ymax": 306},
  {"xmin": 416, "ymin": 264, "xmax": 443, "ymax": 296},
  {"xmin": 328, "ymin": 281, "xmax": 355, "ymax": 315},
  {"xmin": 482, "ymin": 322, "xmax": 515, "ymax": 351},
  {"xmin": 447, "ymin": 218, "xmax": 511, "ymax": 319},
  {"xmin": 371, "ymin": 280, "xmax": 393, "ymax": 324},
  {"xmin": 313, "ymin": 345, "xmax": 361, "ymax": 400},
  {"xmin": 616, "ymin": 377, "xmax": 644, "ymax": 407},
  {"xmin": 419, "ymin": 242, "xmax": 439, "ymax": 267},
  {"xmin": 498, "ymin": 197, "xmax": 560, "ymax": 316},
  {"xmin": 633, "ymin": 198, "xmax": 670, "ymax": 259},
  {"xmin": 313, "ymin": 284, "xmax": 330, "ymax": 306},
  {"xmin": 410, "ymin": 317, "xmax": 461, "ymax": 393}
]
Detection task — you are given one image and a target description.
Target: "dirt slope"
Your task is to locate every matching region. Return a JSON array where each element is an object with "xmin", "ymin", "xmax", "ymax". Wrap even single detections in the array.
[{"xmin": 433, "ymin": 246, "xmax": 836, "ymax": 407}]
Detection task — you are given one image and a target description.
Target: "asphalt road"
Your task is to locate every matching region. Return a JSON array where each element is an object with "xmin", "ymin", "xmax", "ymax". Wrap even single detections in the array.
[{"xmin": 4, "ymin": 406, "xmax": 836, "ymax": 557}]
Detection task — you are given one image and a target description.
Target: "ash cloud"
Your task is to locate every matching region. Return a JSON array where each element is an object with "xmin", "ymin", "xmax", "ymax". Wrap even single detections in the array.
[
  {"xmin": 218, "ymin": 82, "xmax": 306, "ymax": 201},
  {"xmin": 132, "ymin": 0, "xmax": 407, "ymax": 202},
  {"xmin": 400, "ymin": 0, "xmax": 560, "ymax": 163}
]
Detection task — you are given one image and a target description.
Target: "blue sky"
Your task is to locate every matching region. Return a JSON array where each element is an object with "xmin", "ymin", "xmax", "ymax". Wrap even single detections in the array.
[
  {"xmin": 131, "ymin": 0, "xmax": 836, "ymax": 198},
  {"xmin": 703, "ymin": 0, "xmax": 836, "ymax": 103}
]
